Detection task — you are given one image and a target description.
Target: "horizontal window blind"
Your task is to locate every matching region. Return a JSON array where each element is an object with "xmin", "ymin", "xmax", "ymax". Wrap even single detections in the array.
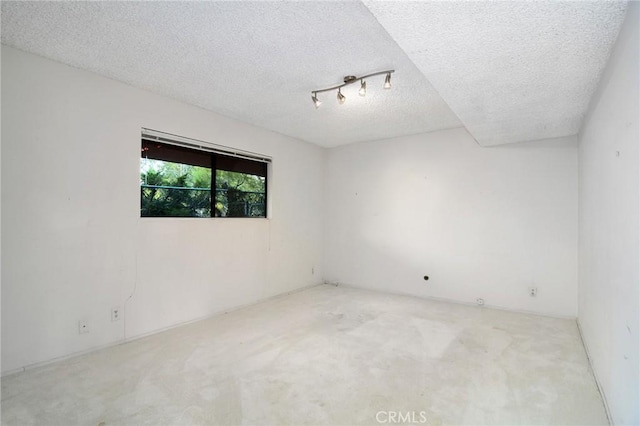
[
  {"xmin": 141, "ymin": 128, "xmax": 271, "ymax": 165},
  {"xmin": 142, "ymin": 140, "xmax": 211, "ymax": 168}
]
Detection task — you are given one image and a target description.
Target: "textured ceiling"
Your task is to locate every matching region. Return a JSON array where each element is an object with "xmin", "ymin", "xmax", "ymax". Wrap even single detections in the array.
[
  {"xmin": 365, "ymin": 1, "xmax": 628, "ymax": 146},
  {"xmin": 1, "ymin": 1, "xmax": 628, "ymax": 148},
  {"xmin": 0, "ymin": 1, "xmax": 461, "ymax": 148}
]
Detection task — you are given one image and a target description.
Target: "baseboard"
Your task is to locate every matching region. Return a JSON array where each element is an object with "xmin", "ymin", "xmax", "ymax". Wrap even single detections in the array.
[
  {"xmin": 577, "ymin": 319, "xmax": 613, "ymax": 425},
  {"xmin": 121, "ymin": 282, "xmax": 322, "ymax": 343},
  {"xmin": 1, "ymin": 282, "xmax": 323, "ymax": 378},
  {"xmin": 328, "ymin": 281, "xmax": 576, "ymax": 320}
]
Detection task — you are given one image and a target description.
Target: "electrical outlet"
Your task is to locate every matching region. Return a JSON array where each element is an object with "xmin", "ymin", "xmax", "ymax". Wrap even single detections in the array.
[
  {"xmin": 111, "ymin": 307, "xmax": 121, "ymax": 322},
  {"xmin": 529, "ymin": 287, "xmax": 538, "ymax": 297},
  {"xmin": 476, "ymin": 298, "xmax": 485, "ymax": 306},
  {"xmin": 78, "ymin": 320, "xmax": 90, "ymax": 334}
]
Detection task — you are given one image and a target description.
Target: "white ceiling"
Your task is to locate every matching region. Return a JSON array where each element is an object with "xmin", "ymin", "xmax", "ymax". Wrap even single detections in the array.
[
  {"xmin": 365, "ymin": 1, "xmax": 628, "ymax": 146},
  {"xmin": 1, "ymin": 1, "xmax": 627, "ymax": 148}
]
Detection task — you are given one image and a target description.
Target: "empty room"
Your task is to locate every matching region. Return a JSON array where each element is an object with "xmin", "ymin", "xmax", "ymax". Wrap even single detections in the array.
[{"xmin": 1, "ymin": 1, "xmax": 638, "ymax": 425}]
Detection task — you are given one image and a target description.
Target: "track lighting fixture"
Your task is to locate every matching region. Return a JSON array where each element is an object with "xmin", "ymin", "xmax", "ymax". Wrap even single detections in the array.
[
  {"xmin": 311, "ymin": 92, "xmax": 321, "ymax": 109},
  {"xmin": 310, "ymin": 69, "xmax": 394, "ymax": 108},
  {"xmin": 359, "ymin": 79, "xmax": 367, "ymax": 97},
  {"xmin": 384, "ymin": 72, "xmax": 392, "ymax": 89}
]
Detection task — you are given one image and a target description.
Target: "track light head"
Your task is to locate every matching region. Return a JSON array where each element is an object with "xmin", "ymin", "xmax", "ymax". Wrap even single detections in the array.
[
  {"xmin": 337, "ymin": 88, "xmax": 346, "ymax": 105},
  {"xmin": 311, "ymin": 93, "xmax": 322, "ymax": 109},
  {"xmin": 359, "ymin": 80, "xmax": 367, "ymax": 97},
  {"xmin": 384, "ymin": 72, "xmax": 392, "ymax": 89}
]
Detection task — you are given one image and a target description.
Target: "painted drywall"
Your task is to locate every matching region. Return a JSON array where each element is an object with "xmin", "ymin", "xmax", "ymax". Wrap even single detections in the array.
[
  {"xmin": 324, "ymin": 128, "xmax": 578, "ymax": 317},
  {"xmin": 1, "ymin": 46, "xmax": 325, "ymax": 374},
  {"xmin": 577, "ymin": 2, "xmax": 639, "ymax": 424}
]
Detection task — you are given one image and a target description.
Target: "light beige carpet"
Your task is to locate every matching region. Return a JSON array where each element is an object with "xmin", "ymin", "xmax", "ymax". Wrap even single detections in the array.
[{"xmin": 1, "ymin": 285, "xmax": 607, "ymax": 425}]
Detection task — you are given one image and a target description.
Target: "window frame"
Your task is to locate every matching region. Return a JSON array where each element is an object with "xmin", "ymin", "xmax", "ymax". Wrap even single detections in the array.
[{"xmin": 141, "ymin": 129, "xmax": 270, "ymax": 219}]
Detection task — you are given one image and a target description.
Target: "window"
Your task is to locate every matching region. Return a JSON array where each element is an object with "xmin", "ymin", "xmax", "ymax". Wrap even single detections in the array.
[{"xmin": 140, "ymin": 130, "xmax": 268, "ymax": 218}]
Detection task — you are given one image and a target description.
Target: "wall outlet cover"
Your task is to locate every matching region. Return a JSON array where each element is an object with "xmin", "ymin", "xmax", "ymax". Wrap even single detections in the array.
[{"xmin": 111, "ymin": 307, "xmax": 121, "ymax": 322}]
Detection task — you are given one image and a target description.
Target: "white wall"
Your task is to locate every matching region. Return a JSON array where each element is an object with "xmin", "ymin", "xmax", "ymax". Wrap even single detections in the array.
[
  {"xmin": 324, "ymin": 128, "xmax": 578, "ymax": 317},
  {"xmin": 1, "ymin": 46, "xmax": 326, "ymax": 374},
  {"xmin": 578, "ymin": 2, "xmax": 639, "ymax": 424}
]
